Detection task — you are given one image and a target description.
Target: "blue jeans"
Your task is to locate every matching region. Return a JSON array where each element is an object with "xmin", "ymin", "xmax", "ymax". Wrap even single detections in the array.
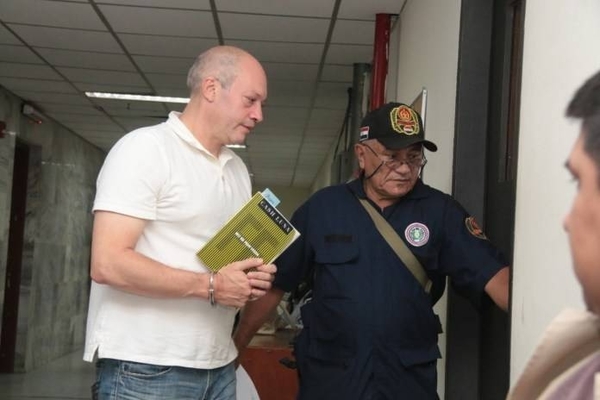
[{"xmin": 92, "ymin": 358, "xmax": 236, "ymax": 400}]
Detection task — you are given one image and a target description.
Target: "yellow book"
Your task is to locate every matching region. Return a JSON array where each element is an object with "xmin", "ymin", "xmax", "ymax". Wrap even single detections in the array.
[{"xmin": 197, "ymin": 190, "xmax": 300, "ymax": 272}]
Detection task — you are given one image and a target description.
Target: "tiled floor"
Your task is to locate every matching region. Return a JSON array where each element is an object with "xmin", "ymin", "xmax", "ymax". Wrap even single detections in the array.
[{"xmin": 0, "ymin": 349, "xmax": 94, "ymax": 400}]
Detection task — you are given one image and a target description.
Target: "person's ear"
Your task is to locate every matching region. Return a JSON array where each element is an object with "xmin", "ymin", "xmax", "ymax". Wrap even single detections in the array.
[
  {"xmin": 355, "ymin": 143, "xmax": 366, "ymax": 169},
  {"xmin": 201, "ymin": 76, "xmax": 219, "ymax": 102}
]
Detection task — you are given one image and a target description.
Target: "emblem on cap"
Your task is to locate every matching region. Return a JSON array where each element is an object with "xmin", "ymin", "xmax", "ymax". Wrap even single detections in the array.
[
  {"xmin": 405, "ymin": 222, "xmax": 429, "ymax": 247},
  {"xmin": 390, "ymin": 105, "xmax": 420, "ymax": 136},
  {"xmin": 465, "ymin": 217, "xmax": 487, "ymax": 240}
]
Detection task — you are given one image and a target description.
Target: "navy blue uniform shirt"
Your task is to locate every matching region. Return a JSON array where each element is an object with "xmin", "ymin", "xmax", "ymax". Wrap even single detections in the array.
[{"xmin": 274, "ymin": 178, "xmax": 506, "ymax": 400}]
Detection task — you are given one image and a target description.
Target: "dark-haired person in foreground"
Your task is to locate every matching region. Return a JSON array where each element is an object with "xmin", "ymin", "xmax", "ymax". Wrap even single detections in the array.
[
  {"xmin": 234, "ymin": 102, "xmax": 510, "ymax": 400},
  {"xmin": 507, "ymin": 70, "xmax": 600, "ymax": 400}
]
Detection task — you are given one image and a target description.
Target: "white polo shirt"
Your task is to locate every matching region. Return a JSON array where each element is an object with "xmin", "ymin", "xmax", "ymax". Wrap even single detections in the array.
[{"xmin": 83, "ymin": 112, "xmax": 251, "ymax": 369}]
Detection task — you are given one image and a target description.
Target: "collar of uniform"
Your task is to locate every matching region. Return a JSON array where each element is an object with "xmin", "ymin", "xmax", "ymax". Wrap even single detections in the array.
[
  {"xmin": 166, "ymin": 111, "xmax": 235, "ymax": 163},
  {"xmin": 346, "ymin": 176, "xmax": 429, "ymax": 201}
]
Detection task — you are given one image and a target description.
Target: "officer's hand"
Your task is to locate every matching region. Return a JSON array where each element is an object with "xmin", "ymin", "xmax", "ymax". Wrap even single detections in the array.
[
  {"xmin": 214, "ymin": 258, "xmax": 264, "ymax": 308},
  {"xmin": 247, "ymin": 263, "xmax": 277, "ymax": 300}
]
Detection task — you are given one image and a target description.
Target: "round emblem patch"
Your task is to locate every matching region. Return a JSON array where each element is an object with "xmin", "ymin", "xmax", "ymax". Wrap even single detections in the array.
[
  {"xmin": 465, "ymin": 217, "xmax": 487, "ymax": 239},
  {"xmin": 404, "ymin": 222, "xmax": 430, "ymax": 247},
  {"xmin": 390, "ymin": 105, "xmax": 420, "ymax": 136}
]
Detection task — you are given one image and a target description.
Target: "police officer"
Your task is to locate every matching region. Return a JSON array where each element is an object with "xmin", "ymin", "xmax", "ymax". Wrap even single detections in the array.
[{"xmin": 234, "ymin": 102, "xmax": 510, "ymax": 400}]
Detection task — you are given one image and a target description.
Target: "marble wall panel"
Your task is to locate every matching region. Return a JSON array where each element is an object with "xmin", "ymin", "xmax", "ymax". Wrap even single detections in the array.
[
  {"xmin": 0, "ymin": 85, "xmax": 105, "ymax": 372},
  {"xmin": 0, "ymin": 92, "xmax": 16, "ymax": 366}
]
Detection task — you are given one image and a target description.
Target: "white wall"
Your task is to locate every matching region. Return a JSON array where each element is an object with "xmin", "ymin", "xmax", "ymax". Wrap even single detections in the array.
[
  {"xmin": 510, "ymin": 0, "xmax": 600, "ymax": 383},
  {"xmin": 391, "ymin": 0, "xmax": 460, "ymax": 195},
  {"xmin": 389, "ymin": 1, "xmax": 462, "ymax": 398}
]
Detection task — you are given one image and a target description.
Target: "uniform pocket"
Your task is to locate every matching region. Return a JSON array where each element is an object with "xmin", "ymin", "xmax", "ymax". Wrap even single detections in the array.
[
  {"xmin": 301, "ymin": 299, "xmax": 358, "ymax": 362},
  {"xmin": 314, "ymin": 237, "xmax": 359, "ymax": 265},
  {"xmin": 394, "ymin": 345, "xmax": 441, "ymax": 368},
  {"xmin": 304, "ymin": 236, "xmax": 360, "ymax": 363},
  {"xmin": 312, "ymin": 240, "xmax": 361, "ymax": 298}
]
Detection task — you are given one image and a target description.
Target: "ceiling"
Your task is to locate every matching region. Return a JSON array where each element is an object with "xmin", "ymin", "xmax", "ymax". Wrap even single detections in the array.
[{"xmin": 0, "ymin": 0, "xmax": 402, "ymax": 189}]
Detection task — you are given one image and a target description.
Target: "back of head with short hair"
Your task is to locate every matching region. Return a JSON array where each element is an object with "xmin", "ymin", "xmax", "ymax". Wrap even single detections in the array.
[
  {"xmin": 567, "ymin": 70, "xmax": 600, "ymax": 175},
  {"xmin": 186, "ymin": 46, "xmax": 247, "ymax": 94}
]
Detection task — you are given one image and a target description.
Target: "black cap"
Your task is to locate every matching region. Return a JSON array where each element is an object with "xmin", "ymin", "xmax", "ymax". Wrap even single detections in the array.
[{"xmin": 358, "ymin": 102, "xmax": 437, "ymax": 152}]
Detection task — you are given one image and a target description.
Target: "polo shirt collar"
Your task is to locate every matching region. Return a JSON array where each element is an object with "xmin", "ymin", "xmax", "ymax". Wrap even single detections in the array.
[
  {"xmin": 347, "ymin": 176, "xmax": 429, "ymax": 201},
  {"xmin": 166, "ymin": 111, "xmax": 235, "ymax": 162}
]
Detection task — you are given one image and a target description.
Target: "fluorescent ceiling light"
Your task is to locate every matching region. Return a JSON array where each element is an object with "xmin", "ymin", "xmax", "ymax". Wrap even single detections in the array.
[
  {"xmin": 85, "ymin": 92, "xmax": 189, "ymax": 104},
  {"xmin": 85, "ymin": 92, "xmax": 246, "ymax": 150}
]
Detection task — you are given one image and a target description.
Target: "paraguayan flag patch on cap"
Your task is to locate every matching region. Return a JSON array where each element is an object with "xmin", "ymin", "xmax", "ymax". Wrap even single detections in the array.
[{"xmin": 359, "ymin": 126, "xmax": 370, "ymax": 141}]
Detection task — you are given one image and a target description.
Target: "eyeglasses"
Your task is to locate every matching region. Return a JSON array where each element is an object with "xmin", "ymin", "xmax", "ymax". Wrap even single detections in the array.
[{"xmin": 361, "ymin": 143, "xmax": 427, "ymax": 171}]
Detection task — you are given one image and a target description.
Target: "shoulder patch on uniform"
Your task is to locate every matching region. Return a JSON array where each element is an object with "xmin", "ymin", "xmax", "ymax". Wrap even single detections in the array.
[
  {"xmin": 465, "ymin": 217, "xmax": 487, "ymax": 240},
  {"xmin": 405, "ymin": 222, "xmax": 429, "ymax": 247}
]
